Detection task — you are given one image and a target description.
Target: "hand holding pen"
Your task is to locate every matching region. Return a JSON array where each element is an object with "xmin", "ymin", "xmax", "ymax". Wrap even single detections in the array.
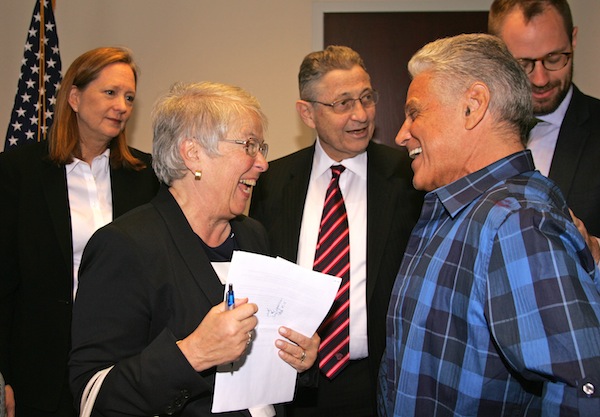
[{"xmin": 174, "ymin": 284, "xmax": 258, "ymax": 372}]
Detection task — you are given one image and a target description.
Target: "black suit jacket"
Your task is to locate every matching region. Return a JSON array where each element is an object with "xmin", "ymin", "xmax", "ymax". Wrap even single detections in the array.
[
  {"xmin": 548, "ymin": 85, "xmax": 600, "ymax": 236},
  {"xmin": 249, "ymin": 141, "xmax": 423, "ymax": 385},
  {"xmin": 0, "ymin": 141, "xmax": 159, "ymax": 412},
  {"xmin": 69, "ymin": 186, "xmax": 270, "ymax": 416}
]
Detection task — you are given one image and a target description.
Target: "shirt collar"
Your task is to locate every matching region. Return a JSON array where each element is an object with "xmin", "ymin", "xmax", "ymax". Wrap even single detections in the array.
[
  {"xmin": 536, "ymin": 85, "xmax": 573, "ymax": 127},
  {"xmin": 314, "ymin": 137, "xmax": 368, "ymax": 179},
  {"xmin": 433, "ymin": 150, "xmax": 536, "ymax": 218},
  {"xmin": 65, "ymin": 148, "xmax": 111, "ymax": 175}
]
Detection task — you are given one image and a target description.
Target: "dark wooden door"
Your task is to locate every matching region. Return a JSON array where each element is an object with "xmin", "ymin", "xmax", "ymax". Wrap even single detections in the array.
[{"xmin": 325, "ymin": 12, "xmax": 488, "ymax": 148}]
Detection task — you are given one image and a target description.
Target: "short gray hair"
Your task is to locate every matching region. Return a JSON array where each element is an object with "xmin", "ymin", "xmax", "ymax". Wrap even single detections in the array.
[
  {"xmin": 151, "ymin": 81, "xmax": 268, "ymax": 185},
  {"xmin": 298, "ymin": 45, "xmax": 367, "ymax": 101},
  {"xmin": 408, "ymin": 33, "xmax": 533, "ymax": 143}
]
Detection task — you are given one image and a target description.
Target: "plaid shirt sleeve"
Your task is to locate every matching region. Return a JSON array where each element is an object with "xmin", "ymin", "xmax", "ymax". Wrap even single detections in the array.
[{"xmin": 487, "ymin": 206, "xmax": 600, "ymax": 415}]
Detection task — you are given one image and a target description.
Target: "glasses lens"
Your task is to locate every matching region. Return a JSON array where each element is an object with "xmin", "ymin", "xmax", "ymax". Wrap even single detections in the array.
[
  {"xmin": 332, "ymin": 98, "xmax": 354, "ymax": 114},
  {"xmin": 259, "ymin": 143, "xmax": 268, "ymax": 158},
  {"xmin": 518, "ymin": 59, "xmax": 535, "ymax": 74},
  {"xmin": 360, "ymin": 91, "xmax": 379, "ymax": 107},
  {"xmin": 244, "ymin": 139, "xmax": 257, "ymax": 157},
  {"xmin": 543, "ymin": 53, "xmax": 570, "ymax": 71}
]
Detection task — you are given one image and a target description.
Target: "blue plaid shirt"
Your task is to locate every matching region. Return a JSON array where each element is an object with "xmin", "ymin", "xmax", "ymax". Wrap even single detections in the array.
[{"xmin": 379, "ymin": 151, "xmax": 600, "ymax": 416}]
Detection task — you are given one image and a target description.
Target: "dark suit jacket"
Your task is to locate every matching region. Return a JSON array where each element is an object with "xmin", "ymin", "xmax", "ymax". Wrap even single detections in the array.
[
  {"xmin": 548, "ymin": 85, "xmax": 600, "ymax": 236},
  {"xmin": 69, "ymin": 186, "xmax": 270, "ymax": 416},
  {"xmin": 0, "ymin": 141, "xmax": 159, "ymax": 412},
  {"xmin": 249, "ymin": 141, "xmax": 424, "ymax": 386}
]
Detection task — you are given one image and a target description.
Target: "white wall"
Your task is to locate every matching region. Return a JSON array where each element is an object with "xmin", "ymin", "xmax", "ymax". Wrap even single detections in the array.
[{"xmin": 1, "ymin": 0, "xmax": 599, "ymax": 157}]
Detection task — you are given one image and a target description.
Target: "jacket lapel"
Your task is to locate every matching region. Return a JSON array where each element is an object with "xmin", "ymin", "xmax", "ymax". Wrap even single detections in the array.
[
  {"xmin": 365, "ymin": 143, "xmax": 400, "ymax": 301},
  {"xmin": 153, "ymin": 187, "xmax": 225, "ymax": 306},
  {"xmin": 548, "ymin": 86, "xmax": 591, "ymax": 199},
  {"xmin": 40, "ymin": 160, "xmax": 72, "ymax": 273}
]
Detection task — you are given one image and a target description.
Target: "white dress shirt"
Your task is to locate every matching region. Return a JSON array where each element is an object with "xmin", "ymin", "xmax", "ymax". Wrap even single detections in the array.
[
  {"xmin": 297, "ymin": 138, "xmax": 368, "ymax": 360},
  {"xmin": 527, "ymin": 85, "xmax": 573, "ymax": 177},
  {"xmin": 66, "ymin": 149, "xmax": 112, "ymax": 300}
]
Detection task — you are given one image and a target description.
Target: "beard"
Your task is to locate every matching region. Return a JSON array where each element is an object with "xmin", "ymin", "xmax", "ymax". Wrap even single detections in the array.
[{"xmin": 532, "ymin": 63, "xmax": 573, "ymax": 116}]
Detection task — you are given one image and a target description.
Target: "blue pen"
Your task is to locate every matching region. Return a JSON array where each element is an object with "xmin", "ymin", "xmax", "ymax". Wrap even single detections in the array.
[{"xmin": 226, "ymin": 284, "xmax": 235, "ymax": 310}]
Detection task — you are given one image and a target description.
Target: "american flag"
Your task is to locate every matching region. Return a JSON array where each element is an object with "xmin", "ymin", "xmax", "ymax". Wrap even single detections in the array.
[{"xmin": 4, "ymin": 0, "xmax": 62, "ymax": 151}]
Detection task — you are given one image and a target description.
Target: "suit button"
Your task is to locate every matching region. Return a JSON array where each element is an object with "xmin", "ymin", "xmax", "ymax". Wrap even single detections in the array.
[{"xmin": 583, "ymin": 383, "xmax": 595, "ymax": 396}]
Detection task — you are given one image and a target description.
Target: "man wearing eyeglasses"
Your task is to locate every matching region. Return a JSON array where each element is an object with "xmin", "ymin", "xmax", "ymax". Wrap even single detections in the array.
[
  {"xmin": 489, "ymin": 0, "xmax": 600, "ymax": 243},
  {"xmin": 249, "ymin": 46, "xmax": 423, "ymax": 416}
]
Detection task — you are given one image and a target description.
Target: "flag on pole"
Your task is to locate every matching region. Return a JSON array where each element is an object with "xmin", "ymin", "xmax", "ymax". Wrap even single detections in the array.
[{"xmin": 4, "ymin": 0, "xmax": 62, "ymax": 151}]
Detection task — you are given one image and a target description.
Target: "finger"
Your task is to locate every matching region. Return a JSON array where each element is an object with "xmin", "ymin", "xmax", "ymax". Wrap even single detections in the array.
[{"xmin": 278, "ymin": 326, "xmax": 310, "ymax": 346}]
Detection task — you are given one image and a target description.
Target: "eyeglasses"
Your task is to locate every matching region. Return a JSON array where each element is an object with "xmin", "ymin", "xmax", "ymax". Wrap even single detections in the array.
[
  {"xmin": 219, "ymin": 138, "xmax": 268, "ymax": 158},
  {"xmin": 517, "ymin": 52, "xmax": 572, "ymax": 75},
  {"xmin": 306, "ymin": 90, "xmax": 379, "ymax": 114}
]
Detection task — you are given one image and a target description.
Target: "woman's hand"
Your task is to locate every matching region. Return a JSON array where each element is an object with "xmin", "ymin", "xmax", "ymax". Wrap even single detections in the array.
[
  {"xmin": 177, "ymin": 298, "xmax": 258, "ymax": 372},
  {"xmin": 275, "ymin": 327, "xmax": 320, "ymax": 373}
]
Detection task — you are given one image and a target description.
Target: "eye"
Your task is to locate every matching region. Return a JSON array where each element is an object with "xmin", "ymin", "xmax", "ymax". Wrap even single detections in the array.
[
  {"xmin": 126, "ymin": 94, "xmax": 135, "ymax": 103},
  {"xmin": 545, "ymin": 54, "xmax": 562, "ymax": 64},
  {"xmin": 105, "ymin": 90, "xmax": 115, "ymax": 96}
]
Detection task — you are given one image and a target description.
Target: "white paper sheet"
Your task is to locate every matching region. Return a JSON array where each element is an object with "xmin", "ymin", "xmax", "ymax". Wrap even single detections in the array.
[{"xmin": 211, "ymin": 251, "xmax": 341, "ymax": 413}]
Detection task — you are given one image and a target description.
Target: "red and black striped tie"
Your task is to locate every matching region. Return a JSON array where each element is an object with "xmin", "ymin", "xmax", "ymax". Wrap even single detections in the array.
[{"xmin": 314, "ymin": 165, "xmax": 350, "ymax": 379}]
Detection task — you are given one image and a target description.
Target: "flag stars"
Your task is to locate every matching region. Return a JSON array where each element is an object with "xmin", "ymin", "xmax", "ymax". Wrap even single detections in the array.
[
  {"xmin": 21, "ymin": 93, "xmax": 32, "ymax": 103},
  {"xmin": 25, "ymin": 130, "xmax": 36, "ymax": 140},
  {"xmin": 24, "ymin": 42, "xmax": 33, "ymax": 52},
  {"xmin": 47, "ymin": 58, "xmax": 56, "ymax": 68},
  {"xmin": 28, "ymin": 28, "xmax": 37, "ymax": 38},
  {"xmin": 45, "ymin": 110, "xmax": 53, "ymax": 120},
  {"xmin": 8, "ymin": 137, "xmax": 19, "ymax": 147},
  {"xmin": 31, "ymin": 64, "xmax": 39, "ymax": 74},
  {"xmin": 25, "ymin": 79, "xmax": 36, "ymax": 89},
  {"xmin": 16, "ymin": 108, "xmax": 27, "ymax": 117},
  {"xmin": 45, "ymin": 22, "xmax": 55, "ymax": 32},
  {"xmin": 12, "ymin": 121, "xmax": 23, "ymax": 131}
]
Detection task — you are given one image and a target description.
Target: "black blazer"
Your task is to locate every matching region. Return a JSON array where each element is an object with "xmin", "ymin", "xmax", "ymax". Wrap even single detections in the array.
[
  {"xmin": 69, "ymin": 186, "xmax": 270, "ymax": 416},
  {"xmin": 0, "ymin": 141, "xmax": 159, "ymax": 412},
  {"xmin": 249, "ymin": 141, "xmax": 424, "ymax": 384},
  {"xmin": 548, "ymin": 85, "xmax": 600, "ymax": 236}
]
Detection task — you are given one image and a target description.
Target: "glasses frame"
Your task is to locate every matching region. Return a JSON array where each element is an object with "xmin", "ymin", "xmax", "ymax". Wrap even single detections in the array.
[
  {"xmin": 219, "ymin": 138, "xmax": 268, "ymax": 158},
  {"xmin": 306, "ymin": 90, "xmax": 379, "ymax": 114},
  {"xmin": 517, "ymin": 52, "xmax": 572, "ymax": 75}
]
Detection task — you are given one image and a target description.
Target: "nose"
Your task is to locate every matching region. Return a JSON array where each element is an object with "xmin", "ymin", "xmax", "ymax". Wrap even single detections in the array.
[
  {"xmin": 529, "ymin": 61, "xmax": 550, "ymax": 87},
  {"xmin": 395, "ymin": 118, "xmax": 411, "ymax": 147},
  {"xmin": 114, "ymin": 95, "xmax": 130, "ymax": 113},
  {"xmin": 350, "ymin": 99, "xmax": 368, "ymax": 121},
  {"xmin": 254, "ymin": 151, "xmax": 268, "ymax": 172}
]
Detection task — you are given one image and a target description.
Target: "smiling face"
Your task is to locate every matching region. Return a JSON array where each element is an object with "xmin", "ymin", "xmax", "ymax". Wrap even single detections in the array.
[
  {"xmin": 395, "ymin": 73, "xmax": 470, "ymax": 192},
  {"xmin": 497, "ymin": 6, "xmax": 576, "ymax": 116},
  {"xmin": 68, "ymin": 62, "xmax": 136, "ymax": 146},
  {"xmin": 298, "ymin": 65, "xmax": 375, "ymax": 161},
  {"xmin": 201, "ymin": 116, "xmax": 268, "ymax": 218}
]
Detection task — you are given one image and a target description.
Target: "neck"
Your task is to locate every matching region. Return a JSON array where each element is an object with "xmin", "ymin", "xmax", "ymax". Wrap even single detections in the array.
[{"xmin": 168, "ymin": 183, "xmax": 232, "ymax": 247}]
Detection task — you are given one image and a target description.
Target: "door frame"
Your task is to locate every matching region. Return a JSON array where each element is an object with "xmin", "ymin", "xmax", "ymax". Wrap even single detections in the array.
[{"xmin": 312, "ymin": 1, "xmax": 490, "ymax": 51}]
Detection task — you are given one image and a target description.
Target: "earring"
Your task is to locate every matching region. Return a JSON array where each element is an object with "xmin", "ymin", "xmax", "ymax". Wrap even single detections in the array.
[{"xmin": 194, "ymin": 170, "xmax": 202, "ymax": 181}]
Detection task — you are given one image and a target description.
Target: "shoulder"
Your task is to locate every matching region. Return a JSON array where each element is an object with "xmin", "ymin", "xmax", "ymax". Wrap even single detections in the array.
[
  {"xmin": 0, "ymin": 141, "xmax": 49, "ymax": 167},
  {"xmin": 128, "ymin": 146, "xmax": 153, "ymax": 164},
  {"xmin": 263, "ymin": 146, "xmax": 314, "ymax": 175}
]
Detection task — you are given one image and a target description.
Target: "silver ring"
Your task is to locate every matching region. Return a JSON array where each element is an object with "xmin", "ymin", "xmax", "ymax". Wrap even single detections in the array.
[
  {"xmin": 300, "ymin": 350, "xmax": 306, "ymax": 363},
  {"xmin": 246, "ymin": 332, "xmax": 252, "ymax": 345}
]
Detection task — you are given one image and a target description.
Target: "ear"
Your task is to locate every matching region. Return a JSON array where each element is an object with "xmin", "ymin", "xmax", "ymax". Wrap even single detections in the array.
[
  {"xmin": 180, "ymin": 138, "xmax": 203, "ymax": 166},
  {"xmin": 296, "ymin": 100, "xmax": 316, "ymax": 129},
  {"xmin": 464, "ymin": 82, "xmax": 489, "ymax": 130},
  {"xmin": 68, "ymin": 86, "xmax": 81, "ymax": 113},
  {"xmin": 571, "ymin": 26, "xmax": 578, "ymax": 51}
]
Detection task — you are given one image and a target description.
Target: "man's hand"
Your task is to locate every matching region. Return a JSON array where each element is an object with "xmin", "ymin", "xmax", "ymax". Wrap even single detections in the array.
[{"xmin": 570, "ymin": 209, "xmax": 600, "ymax": 264}]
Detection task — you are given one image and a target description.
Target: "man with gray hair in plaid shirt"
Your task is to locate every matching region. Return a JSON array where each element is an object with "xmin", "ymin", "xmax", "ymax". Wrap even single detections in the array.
[{"xmin": 378, "ymin": 33, "xmax": 600, "ymax": 417}]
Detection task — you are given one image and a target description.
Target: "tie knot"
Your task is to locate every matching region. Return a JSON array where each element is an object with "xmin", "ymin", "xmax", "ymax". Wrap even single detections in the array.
[{"xmin": 331, "ymin": 165, "xmax": 345, "ymax": 178}]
